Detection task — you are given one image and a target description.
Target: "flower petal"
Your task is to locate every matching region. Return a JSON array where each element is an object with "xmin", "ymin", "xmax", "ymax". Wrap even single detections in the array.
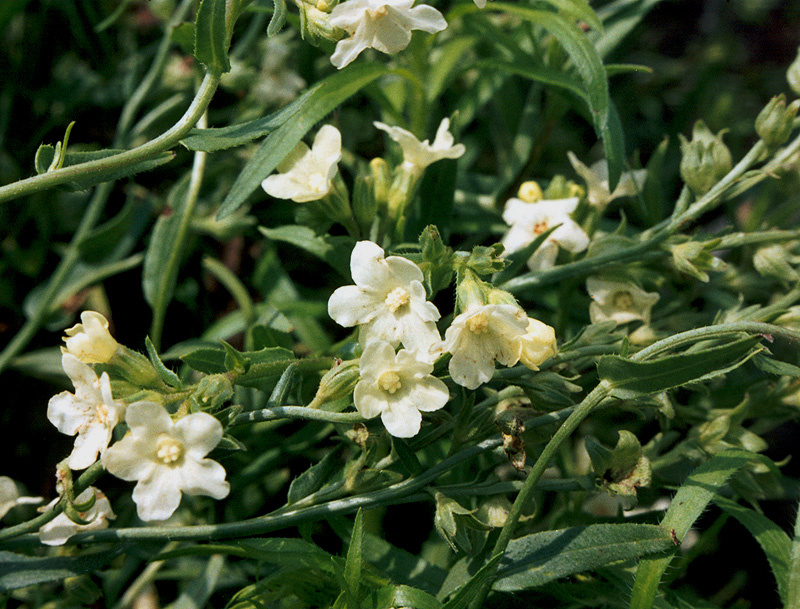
[
  {"xmin": 132, "ymin": 469, "xmax": 183, "ymax": 521},
  {"xmin": 173, "ymin": 412, "xmax": 224, "ymax": 458},
  {"xmin": 179, "ymin": 457, "xmax": 230, "ymax": 499}
]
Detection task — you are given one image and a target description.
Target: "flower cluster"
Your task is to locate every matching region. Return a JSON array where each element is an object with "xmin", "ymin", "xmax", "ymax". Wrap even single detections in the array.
[{"xmin": 43, "ymin": 312, "xmax": 230, "ymax": 536}]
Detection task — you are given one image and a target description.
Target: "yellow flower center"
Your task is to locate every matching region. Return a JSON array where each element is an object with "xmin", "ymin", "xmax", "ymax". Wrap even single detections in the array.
[
  {"xmin": 378, "ymin": 370, "xmax": 402, "ymax": 394},
  {"xmin": 95, "ymin": 403, "xmax": 111, "ymax": 425},
  {"xmin": 467, "ymin": 312, "xmax": 489, "ymax": 334},
  {"xmin": 155, "ymin": 434, "xmax": 184, "ymax": 466},
  {"xmin": 533, "ymin": 221, "xmax": 549, "ymax": 236},
  {"xmin": 385, "ymin": 287, "xmax": 410, "ymax": 312},
  {"xmin": 309, "ymin": 172, "xmax": 328, "ymax": 191},
  {"xmin": 368, "ymin": 5, "xmax": 388, "ymax": 18},
  {"xmin": 612, "ymin": 290, "xmax": 635, "ymax": 310}
]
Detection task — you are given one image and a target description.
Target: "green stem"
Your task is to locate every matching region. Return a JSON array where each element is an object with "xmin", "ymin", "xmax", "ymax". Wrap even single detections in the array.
[
  {"xmin": 787, "ymin": 502, "xmax": 800, "ymax": 609},
  {"xmin": 0, "ymin": 438, "xmax": 502, "ymax": 548},
  {"xmin": 231, "ymin": 405, "xmax": 365, "ymax": 426}
]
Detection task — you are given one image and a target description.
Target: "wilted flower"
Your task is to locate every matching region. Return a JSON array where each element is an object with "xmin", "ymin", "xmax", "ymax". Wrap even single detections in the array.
[
  {"xmin": 102, "ymin": 402, "xmax": 229, "ymax": 522},
  {"xmin": 261, "ymin": 125, "xmax": 342, "ymax": 202},
  {"xmin": 38, "ymin": 488, "xmax": 115, "ymax": 546},
  {"xmin": 501, "ymin": 197, "xmax": 590, "ymax": 272},
  {"xmin": 374, "ymin": 118, "xmax": 465, "ymax": 171},
  {"xmin": 354, "ymin": 340, "xmax": 449, "ymax": 437},
  {"xmin": 441, "ymin": 304, "xmax": 529, "ymax": 390},
  {"xmin": 62, "ymin": 311, "xmax": 120, "ymax": 364},
  {"xmin": 587, "ymin": 278, "xmax": 659, "ymax": 326},
  {"xmin": 48, "ymin": 354, "xmax": 123, "ymax": 470},
  {"xmin": 0, "ymin": 477, "xmax": 42, "ymax": 520},
  {"xmin": 329, "ymin": 0, "xmax": 447, "ymax": 69},
  {"xmin": 328, "ymin": 241, "xmax": 442, "ymax": 356},
  {"xmin": 567, "ymin": 152, "xmax": 646, "ymax": 209}
]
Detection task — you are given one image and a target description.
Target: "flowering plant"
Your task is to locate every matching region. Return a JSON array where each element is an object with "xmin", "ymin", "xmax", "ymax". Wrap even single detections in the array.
[{"xmin": 2, "ymin": 2, "xmax": 800, "ymax": 608}]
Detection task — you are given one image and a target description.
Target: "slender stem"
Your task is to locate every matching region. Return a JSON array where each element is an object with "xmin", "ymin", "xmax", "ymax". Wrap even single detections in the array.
[
  {"xmin": 231, "ymin": 405, "xmax": 365, "ymax": 426},
  {"xmin": 0, "ymin": 72, "xmax": 219, "ymax": 205}
]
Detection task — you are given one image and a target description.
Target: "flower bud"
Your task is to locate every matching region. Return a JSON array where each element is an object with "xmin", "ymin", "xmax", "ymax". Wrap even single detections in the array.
[
  {"xmin": 755, "ymin": 95, "xmax": 800, "ymax": 149},
  {"xmin": 679, "ymin": 120, "xmax": 732, "ymax": 195},
  {"xmin": 788, "ymin": 46, "xmax": 800, "ymax": 96},
  {"xmin": 454, "ymin": 269, "xmax": 490, "ymax": 312},
  {"xmin": 194, "ymin": 373, "xmax": 235, "ymax": 410},
  {"xmin": 667, "ymin": 238, "xmax": 726, "ymax": 282},
  {"xmin": 298, "ymin": 2, "xmax": 344, "ymax": 44},
  {"xmin": 310, "ymin": 358, "xmax": 360, "ymax": 407},
  {"xmin": 753, "ymin": 244, "xmax": 799, "ymax": 282},
  {"xmin": 517, "ymin": 180, "xmax": 543, "ymax": 203},
  {"xmin": 62, "ymin": 311, "xmax": 120, "ymax": 364}
]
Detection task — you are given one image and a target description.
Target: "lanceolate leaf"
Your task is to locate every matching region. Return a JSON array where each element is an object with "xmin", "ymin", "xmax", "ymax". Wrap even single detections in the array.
[
  {"xmin": 218, "ymin": 63, "xmax": 389, "ymax": 219},
  {"xmin": 0, "ymin": 547, "xmax": 126, "ymax": 592},
  {"xmin": 194, "ymin": 0, "xmax": 231, "ymax": 74},
  {"xmin": 268, "ymin": 0, "xmax": 288, "ymax": 36},
  {"xmin": 629, "ymin": 450, "xmax": 757, "ymax": 609},
  {"xmin": 598, "ymin": 336, "xmax": 762, "ymax": 400},
  {"xmin": 493, "ymin": 524, "xmax": 674, "ymax": 592}
]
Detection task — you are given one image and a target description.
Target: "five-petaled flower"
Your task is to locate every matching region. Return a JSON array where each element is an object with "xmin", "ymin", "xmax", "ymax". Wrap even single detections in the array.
[
  {"xmin": 38, "ymin": 487, "xmax": 115, "ymax": 546},
  {"xmin": 567, "ymin": 152, "xmax": 646, "ymax": 210},
  {"xmin": 501, "ymin": 197, "xmax": 590, "ymax": 272},
  {"xmin": 261, "ymin": 125, "xmax": 342, "ymax": 202},
  {"xmin": 329, "ymin": 0, "xmax": 447, "ymax": 69},
  {"xmin": 62, "ymin": 311, "xmax": 120, "ymax": 364},
  {"xmin": 374, "ymin": 118, "xmax": 465, "ymax": 172},
  {"xmin": 328, "ymin": 241, "xmax": 442, "ymax": 357},
  {"xmin": 442, "ymin": 304, "xmax": 542, "ymax": 390},
  {"xmin": 48, "ymin": 354, "xmax": 123, "ymax": 470},
  {"xmin": 354, "ymin": 340, "xmax": 449, "ymax": 437},
  {"xmin": 587, "ymin": 278, "xmax": 659, "ymax": 326},
  {"xmin": 102, "ymin": 402, "xmax": 230, "ymax": 522}
]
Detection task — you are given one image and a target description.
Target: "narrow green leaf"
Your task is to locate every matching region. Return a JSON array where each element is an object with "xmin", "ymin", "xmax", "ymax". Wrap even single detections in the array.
[
  {"xmin": 164, "ymin": 554, "xmax": 225, "ymax": 609},
  {"xmin": 788, "ymin": 499, "xmax": 800, "ymax": 609},
  {"xmin": 363, "ymin": 534, "xmax": 447, "ymax": 595},
  {"xmin": 181, "ymin": 344, "xmax": 294, "ymax": 378},
  {"xmin": 629, "ymin": 450, "xmax": 756, "ymax": 609},
  {"xmin": 714, "ymin": 496, "xmax": 790, "ymax": 604},
  {"xmin": 753, "ymin": 353, "xmax": 800, "ymax": 378},
  {"xmin": 34, "ymin": 144, "xmax": 56, "ymax": 174},
  {"xmin": 598, "ymin": 336, "xmax": 762, "ymax": 400},
  {"xmin": 441, "ymin": 554, "xmax": 503, "ymax": 609},
  {"xmin": 392, "ymin": 436, "xmax": 424, "ymax": 476},
  {"xmin": 475, "ymin": 59, "xmax": 588, "ymax": 105},
  {"xmin": 594, "ymin": 0, "xmax": 664, "ymax": 58},
  {"xmin": 493, "ymin": 524, "xmax": 673, "ymax": 592},
  {"xmin": 0, "ymin": 547, "xmax": 125, "ymax": 592},
  {"xmin": 194, "ymin": 0, "xmax": 231, "ymax": 74},
  {"xmin": 181, "ymin": 85, "xmax": 320, "ymax": 152},
  {"xmin": 145, "ymin": 336, "xmax": 183, "ymax": 389},
  {"xmin": 344, "ymin": 509, "xmax": 364, "ymax": 606},
  {"xmin": 287, "ymin": 446, "xmax": 343, "ymax": 505},
  {"xmin": 375, "ymin": 585, "xmax": 443, "ymax": 609},
  {"xmin": 218, "ymin": 63, "xmax": 389, "ymax": 218},
  {"xmin": 259, "ymin": 225, "xmax": 353, "ymax": 277},
  {"xmin": 268, "ymin": 0, "xmax": 288, "ymax": 36}
]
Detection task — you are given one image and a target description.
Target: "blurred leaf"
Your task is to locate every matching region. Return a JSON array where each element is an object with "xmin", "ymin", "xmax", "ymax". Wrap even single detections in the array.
[
  {"xmin": 374, "ymin": 585, "xmax": 442, "ymax": 609},
  {"xmin": 598, "ymin": 336, "xmax": 762, "ymax": 399},
  {"xmin": 362, "ymin": 534, "xmax": 448, "ymax": 595},
  {"xmin": 164, "ymin": 554, "xmax": 225, "ymax": 609},
  {"xmin": 194, "ymin": 0, "xmax": 231, "ymax": 74},
  {"xmin": 594, "ymin": 0, "xmax": 664, "ymax": 58},
  {"xmin": 219, "ymin": 63, "xmax": 389, "ymax": 218},
  {"xmin": 629, "ymin": 450, "xmax": 758, "ymax": 609},
  {"xmin": 77, "ymin": 196, "xmax": 154, "ymax": 264},
  {"xmin": 57, "ymin": 149, "xmax": 174, "ymax": 191},
  {"xmin": 0, "ymin": 0, "xmax": 31, "ymax": 31},
  {"xmin": 259, "ymin": 225, "xmax": 353, "ymax": 277},
  {"xmin": 714, "ymin": 496, "xmax": 790, "ymax": 604},
  {"xmin": 171, "ymin": 22, "xmax": 196, "ymax": 55},
  {"xmin": 0, "ymin": 547, "xmax": 126, "ymax": 592},
  {"xmin": 441, "ymin": 554, "xmax": 502, "ymax": 609},
  {"xmin": 181, "ymin": 85, "xmax": 320, "ymax": 152}
]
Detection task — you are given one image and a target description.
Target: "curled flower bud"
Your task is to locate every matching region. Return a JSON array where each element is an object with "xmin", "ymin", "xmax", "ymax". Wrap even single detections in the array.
[
  {"xmin": 62, "ymin": 311, "xmax": 120, "ymax": 364},
  {"xmin": 679, "ymin": 120, "xmax": 732, "ymax": 196},
  {"xmin": 787, "ymin": 46, "xmax": 800, "ymax": 96}
]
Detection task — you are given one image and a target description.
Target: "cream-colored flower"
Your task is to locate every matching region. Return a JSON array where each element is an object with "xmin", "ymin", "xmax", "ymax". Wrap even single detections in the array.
[
  {"xmin": 374, "ymin": 118, "xmax": 465, "ymax": 171},
  {"xmin": 441, "ymin": 304, "xmax": 530, "ymax": 390},
  {"xmin": 354, "ymin": 340, "xmax": 449, "ymax": 437},
  {"xmin": 473, "ymin": 0, "xmax": 487, "ymax": 7},
  {"xmin": 328, "ymin": 241, "xmax": 441, "ymax": 356},
  {"xmin": 0, "ymin": 477, "xmax": 42, "ymax": 520},
  {"xmin": 567, "ymin": 152, "xmax": 646, "ymax": 209},
  {"xmin": 501, "ymin": 197, "xmax": 590, "ymax": 272},
  {"xmin": 329, "ymin": 0, "xmax": 447, "ymax": 68},
  {"xmin": 38, "ymin": 488, "xmax": 115, "ymax": 546},
  {"xmin": 261, "ymin": 125, "xmax": 342, "ymax": 202},
  {"xmin": 587, "ymin": 278, "xmax": 659, "ymax": 325},
  {"xmin": 48, "ymin": 354, "xmax": 123, "ymax": 470},
  {"xmin": 62, "ymin": 311, "xmax": 120, "ymax": 364},
  {"xmin": 102, "ymin": 402, "xmax": 229, "ymax": 522},
  {"xmin": 519, "ymin": 317, "xmax": 557, "ymax": 370}
]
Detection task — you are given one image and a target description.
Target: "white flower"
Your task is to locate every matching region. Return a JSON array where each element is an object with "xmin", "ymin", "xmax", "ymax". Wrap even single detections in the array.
[
  {"xmin": 501, "ymin": 197, "xmax": 590, "ymax": 272},
  {"xmin": 62, "ymin": 311, "xmax": 120, "ymax": 364},
  {"xmin": 519, "ymin": 317, "xmax": 558, "ymax": 370},
  {"xmin": 567, "ymin": 152, "xmax": 647, "ymax": 209},
  {"xmin": 473, "ymin": 0, "xmax": 487, "ymax": 7},
  {"xmin": 102, "ymin": 402, "xmax": 229, "ymax": 522},
  {"xmin": 374, "ymin": 118, "xmax": 465, "ymax": 171},
  {"xmin": 354, "ymin": 340, "xmax": 449, "ymax": 437},
  {"xmin": 38, "ymin": 488, "xmax": 115, "ymax": 546},
  {"xmin": 587, "ymin": 278, "xmax": 659, "ymax": 326},
  {"xmin": 328, "ymin": 241, "xmax": 441, "ymax": 356},
  {"xmin": 441, "ymin": 304, "xmax": 530, "ymax": 390},
  {"xmin": 0, "ymin": 477, "xmax": 42, "ymax": 520},
  {"xmin": 261, "ymin": 125, "xmax": 342, "ymax": 202},
  {"xmin": 48, "ymin": 354, "xmax": 123, "ymax": 470},
  {"xmin": 329, "ymin": 0, "xmax": 447, "ymax": 69}
]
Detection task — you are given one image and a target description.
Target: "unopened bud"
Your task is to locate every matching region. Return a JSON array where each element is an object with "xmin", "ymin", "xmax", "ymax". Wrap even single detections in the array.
[
  {"xmin": 753, "ymin": 244, "xmax": 799, "ymax": 282},
  {"xmin": 194, "ymin": 373, "xmax": 235, "ymax": 410},
  {"xmin": 679, "ymin": 120, "xmax": 732, "ymax": 195},
  {"xmin": 311, "ymin": 359, "xmax": 359, "ymax": 407},
  {"xmin": 517, "ymin": 181, "xmax": 543, "ymax": 203},
  {"xmin": 788, "ymin": 46, "xmax": 800, "ymax": 96},
  {"xmin": 62, "ymin": 311, "xmax": 120, "ymax": 364},
  {"xmin": 756, "ymin": 95, "xmax": 800, "ymax": 149},
  {"xmin": 298, "ymin": 3, "xmax": 344, "ymax": 44}
]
